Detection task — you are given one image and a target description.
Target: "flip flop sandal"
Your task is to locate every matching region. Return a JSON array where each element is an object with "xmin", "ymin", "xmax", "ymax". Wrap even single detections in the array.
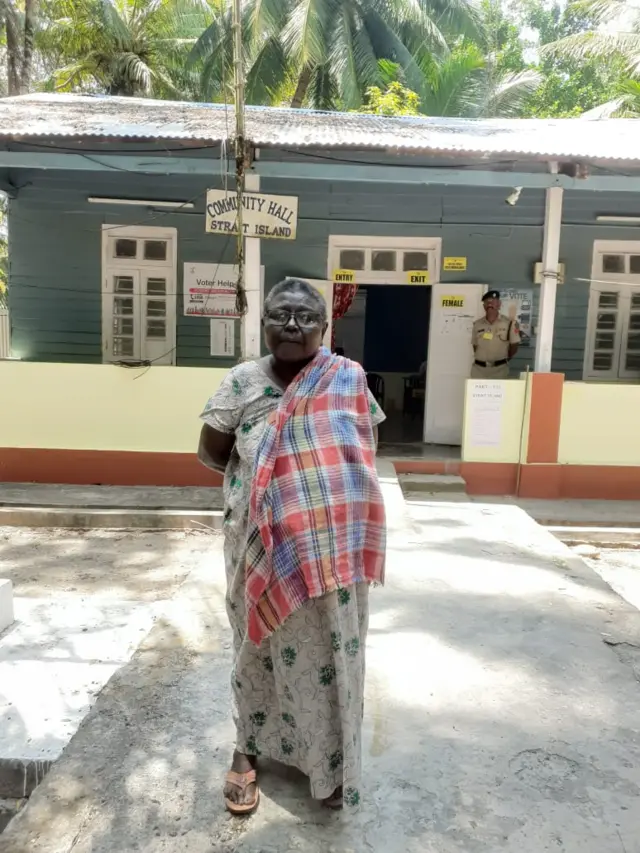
[
  {"xmin": 323, "ymin": 789, "xmax": 343, "ymax": 810},
  {"xmin": 224, "ymin": 769, "xmax": 260, "ymax": 815}
]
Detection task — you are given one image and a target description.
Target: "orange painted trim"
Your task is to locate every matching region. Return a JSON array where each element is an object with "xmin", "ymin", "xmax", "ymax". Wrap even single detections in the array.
[
  {"xmin": 2, "ymin": 449, "xmax": 639, "ymax": 500},
  {"xmin": 517, "ymin": 464, "xmax": 562, "ymax": 500},
  {"xmin": 0, "ymin": 448, "xmax": 223, "ymax": 487},
  {"xmin": 392, "ymin": 459, "xmax": 461, "ymax": 476},
  {"xmin": 461, "ymin": 462, "xmax": 519, "ymax": 496},
  {"xmin": 556, "ymin": 465, "xmax": 640, "ymax": 501},
  {"xmin": 392, "ymin": 457, "xmax": 640, "ymax": 500},
  {"xmin": 527, "ymin": 372, "xmax": 564, "ymax": 464},
  {"xmin": 391, "ymin": 459, "xmax": 517, "ymax": 495}
]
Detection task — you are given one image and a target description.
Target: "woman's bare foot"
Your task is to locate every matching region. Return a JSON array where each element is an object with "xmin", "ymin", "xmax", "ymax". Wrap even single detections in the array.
[
  {"xmin": 323, "ymin": 785, "xmax": 343, "ymax": 810},
  {"xmin": 223, "ymin": 751, "xmax": 257, "ymax": 807}
]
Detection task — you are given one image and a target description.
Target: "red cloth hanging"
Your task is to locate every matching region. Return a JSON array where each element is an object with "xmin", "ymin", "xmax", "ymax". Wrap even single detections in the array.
[{"xmin": 331, "ymin": 282, "xmax": 358, "ymax": 351}]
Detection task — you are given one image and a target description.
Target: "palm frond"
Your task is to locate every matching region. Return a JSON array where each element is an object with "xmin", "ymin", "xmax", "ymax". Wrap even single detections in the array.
[
  {"xmin": 420, "ymin": 0, "xmax": 485, "ymax": 42},
  {"xmin": 308, "ymin": 61, "xmax": 338, "ymax": 108},
  {"xmin": 362, "ymin": 6, "xmax": 433, "ymax": 98},
  {"xmin": 572, "ymin": 0, "xmax": 640, "ymax": 27},
  {"xmin": 282, "ymin": 0, "xmax": 332, "ymax": 67},
  {"xmin": 329, "ymin": 4, "xmax": 361, "ymax": 107},
  {"xmin": 246, "ymin": 36, "xmax": 290, "ymax": 103},
  {"xmin": 421, "ymin": 43, "xmax": 485, "ymax": 116},
  {"xmin": 580, "ymin": 97, "xmax": 628, "ymax": 117},
  {"xmin": 479, "ymin": 69, "xmax": 543, "ymax": 117}
]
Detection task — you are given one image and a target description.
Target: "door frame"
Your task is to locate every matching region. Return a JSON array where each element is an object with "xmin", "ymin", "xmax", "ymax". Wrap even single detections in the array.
[
  {"xmin": 424, "ymin": 283, "xmax": 486, "ymax": 445},
  {"xmin": 327, "ymin": 234, "xmax": 442, "ymax": 285},
  {"xmin": 583, "ymin": 239, "xmax": 640, "ymax": 380},
  {"xmin": 326, "ymin": 235, "xmax": 442, "ymax": 440}
]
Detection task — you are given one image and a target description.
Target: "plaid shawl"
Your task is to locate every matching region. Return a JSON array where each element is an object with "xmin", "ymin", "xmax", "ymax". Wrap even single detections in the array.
[{"xmin": 245, "ymin": 348, "xmax": 386, "ymax": 645}]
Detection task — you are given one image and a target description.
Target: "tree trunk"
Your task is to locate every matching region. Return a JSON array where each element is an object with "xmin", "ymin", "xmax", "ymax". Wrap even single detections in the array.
[
  {"xmin": 4, "ymin": 2, "xmax": 21, "ymax": 96},
  {"xmin": 19, "ymin": 0, "xmax": 38, "ymax": 94},
  {"xmin": 290, "ymin": 64, "xmax": 314, "ymax": 109}
]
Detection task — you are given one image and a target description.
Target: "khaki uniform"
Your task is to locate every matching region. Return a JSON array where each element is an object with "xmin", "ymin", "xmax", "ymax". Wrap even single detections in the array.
[{"xmin": 471, "ymin": 313, "xmax": 520, "ymax": 379}]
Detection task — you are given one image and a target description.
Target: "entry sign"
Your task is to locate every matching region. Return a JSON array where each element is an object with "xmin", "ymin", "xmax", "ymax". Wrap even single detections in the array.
[
  {"xmin": 333, "ymin": 269, "xmax": 356, "ymax": 284},
  {"xmin": 443, "ymin": 257, "xmax": 467, "ymax": 271},
  {"xmin": 407, "ymin": 270, "xmax": 429, "ymax": 284},
  {"xmin": 206, "ymin": 190, "xmax": 298, "ymax": 240}
]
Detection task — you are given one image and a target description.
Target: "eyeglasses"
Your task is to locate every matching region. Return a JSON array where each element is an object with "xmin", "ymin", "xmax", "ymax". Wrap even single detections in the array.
[{"xmin": 264, "ymin": 308, "xmax": 323, "ymax": 329}]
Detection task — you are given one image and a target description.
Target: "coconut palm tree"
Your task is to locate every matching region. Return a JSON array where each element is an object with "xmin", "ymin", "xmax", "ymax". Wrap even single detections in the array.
[
  {"xmin": 191, "ymin": 0, "xmax": 484, "ymax": 110},
  {"xmin": 581, "ymin": 77, "xmax": 640, "ymax": 116},
  {"xmin": 544, "ymin": 0, "xmax": 640, "ymax": 74},
  {"xmin": 545, "ymin": 0, "xmax": 640, "ymax": 71},
  {"xmin": 373, "ymin": 48, "xmax": 542, "ymax": 118},
  {"xmin": 538, "ymin": 0, "xmax": 639, "ymax": 117},
  {"xmin": 39, "ymin": 0, "xmax": 209, "ymax": 97}
]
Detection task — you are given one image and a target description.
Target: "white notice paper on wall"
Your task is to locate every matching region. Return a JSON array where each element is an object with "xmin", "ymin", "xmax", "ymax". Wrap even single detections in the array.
[
  {"xmin": 468, "ymin": 381, "xmax": 504, "ymax": 447},
  {"xmin": 210, "ymin": 319, "xmax": 235, "ymax": 357}
]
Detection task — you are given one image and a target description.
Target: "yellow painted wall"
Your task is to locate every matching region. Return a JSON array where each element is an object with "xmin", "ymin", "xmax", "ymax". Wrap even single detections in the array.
[
  {"xmin": 462, "ymin": 378, "xmax": 529, "ymax": 463},
  {"xmin": 0, "ymin": 362, "xmax": 229, "ymax": 453},
  {"xmin": 559, "ymin": 382, "xmax": 640, "ymax": 465}
]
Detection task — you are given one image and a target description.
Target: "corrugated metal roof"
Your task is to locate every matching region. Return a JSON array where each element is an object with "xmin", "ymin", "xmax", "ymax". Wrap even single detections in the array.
[{"xmin": 0, "ymin": 92, "xmax": 639, "ymax": 162}]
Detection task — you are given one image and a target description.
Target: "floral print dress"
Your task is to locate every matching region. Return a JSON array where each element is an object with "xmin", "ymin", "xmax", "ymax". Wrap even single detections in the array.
[{"xmin": 200, "ymin": 359, "xmax": 385, "ymax": 804}]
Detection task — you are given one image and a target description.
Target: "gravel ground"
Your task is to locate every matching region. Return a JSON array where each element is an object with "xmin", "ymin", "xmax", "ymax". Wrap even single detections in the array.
[
  {"xmin": 0, "ymin": 528, "xmax": 220, "ymax": 765},
  {"xmin": 0, "ymin": 528, "xmax": 216, "ymax": 601},
  {"xmin": 571, "ymin": 544, "xmax": 640, "ymax": 614}
]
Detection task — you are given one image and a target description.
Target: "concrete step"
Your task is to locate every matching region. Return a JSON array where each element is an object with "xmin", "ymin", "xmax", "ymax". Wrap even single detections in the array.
[
  {"xmin": 548, "ymin": 526, "xmax": 640, "ymax": 548},
  {"xmin": 398, "ymin": 473, "xmax": 467, "ymax": 495}
]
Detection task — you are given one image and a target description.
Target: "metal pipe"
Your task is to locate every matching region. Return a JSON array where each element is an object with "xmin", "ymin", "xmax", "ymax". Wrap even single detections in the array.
[{"xmin": 231, "ymin": 0, "xmax": 247, "ymax": 316}]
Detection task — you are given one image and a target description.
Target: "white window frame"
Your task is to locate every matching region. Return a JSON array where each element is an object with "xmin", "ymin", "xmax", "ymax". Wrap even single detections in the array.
[
  {"xmin": 327, "ymin": 235, "xmax": 442, "ymax": 285},
  {"xmin": 101, "ymin": 225, "xmax": 177, "ymax": 365},
  {"xmin": 583, "ymin": 239, "xmax": 640, "ymax": 381}
]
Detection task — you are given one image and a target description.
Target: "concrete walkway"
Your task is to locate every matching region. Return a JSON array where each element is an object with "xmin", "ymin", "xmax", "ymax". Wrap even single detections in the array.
[{"xmin": 4, "ymin": 479, "xmax": 640, "ymax": 851}]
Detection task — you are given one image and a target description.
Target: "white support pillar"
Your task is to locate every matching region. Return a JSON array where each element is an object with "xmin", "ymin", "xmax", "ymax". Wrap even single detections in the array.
[
  {"xmin": 242, "ymin": 171, "xmax": 262, "ymax": 359},
  {"xmin": 534, "ymin": 170, "xmax": 563, "ymax": 372}
]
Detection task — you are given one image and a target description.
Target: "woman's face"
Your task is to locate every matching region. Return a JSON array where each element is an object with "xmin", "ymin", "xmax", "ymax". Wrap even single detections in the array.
[{"xmin": 263, "ymin": 289, "xmax": 327, "ymax": 363}]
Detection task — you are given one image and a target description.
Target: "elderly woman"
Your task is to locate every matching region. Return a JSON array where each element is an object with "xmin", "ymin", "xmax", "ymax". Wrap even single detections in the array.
[{"xmin": 198, "ymin": 278, "xmax": 386, "ymax": 815}]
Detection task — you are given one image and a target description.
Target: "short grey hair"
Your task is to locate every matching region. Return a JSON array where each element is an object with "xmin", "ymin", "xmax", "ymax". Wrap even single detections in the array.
[{"xmin": 263, "ymin": 278, "xmax": 328, "ymax": 324}]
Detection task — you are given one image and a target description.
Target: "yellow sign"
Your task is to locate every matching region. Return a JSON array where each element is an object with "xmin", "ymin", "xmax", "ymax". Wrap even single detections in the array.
[
  {"xmin": 406, "ymin": 270, "xmax": 429, "ymax": 285},
  {"xmin": 443, "ymin": 257, "xmax": 468, "ymax": 271},
  {"xmin": 441, "ymin": 295, "xmax": 465, "ymax": 308},
  {"xmin": 333, "ymin": 269, "xmax": 355, "ymax": 284}
]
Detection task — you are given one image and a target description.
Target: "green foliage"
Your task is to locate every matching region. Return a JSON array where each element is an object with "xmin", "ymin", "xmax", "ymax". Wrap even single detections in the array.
[
  {"xmin": 518, "ymin": 0, "xmax": 629, "ymax": 117},
  {"xmin": 359, "ymin": 80, "xmax": 420, "ymax": 115},
  {"xmin": 0, "ymin": 0, "xmax": 638, "ymax": 119},
  {"xmin": 37, "ymin": 0, "xmax": 208, "ymax": 98}
]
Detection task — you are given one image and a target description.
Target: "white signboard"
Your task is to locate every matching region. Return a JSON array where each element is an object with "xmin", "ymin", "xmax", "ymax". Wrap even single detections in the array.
[
  {"xmin": 205, "ymin": 190, "xmax": 298, "ymax": 240},
  {"xmin": 468, "ymin": 381, "xmax": 504, "ymax": 448},
  {"xmin": 183, "ymin": 263, "xmax": 244, "ymax": 318},
  {"xmin": 501, "ymin": 288, "xmax": 534, "ymax": 346},
  {"xmin": 210, "ymin": 319, "xmax": 235, "ymax": 357}
]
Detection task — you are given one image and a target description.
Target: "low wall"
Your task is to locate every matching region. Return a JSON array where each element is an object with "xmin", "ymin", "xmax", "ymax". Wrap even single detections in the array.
[
  {"xmin": 559, "ymin": 382, "xmax": 640, "ymax": 466},
  {"xmin": 0, "ymin": 362, "xmax": 227, "ymax": 485},
  {"xmin": 458, "ymin": 373, "xmax": 640, "ymax": 499},
  {"xmin": 462, "ymin": 378, "xmax": 528, "ymax": 465}
]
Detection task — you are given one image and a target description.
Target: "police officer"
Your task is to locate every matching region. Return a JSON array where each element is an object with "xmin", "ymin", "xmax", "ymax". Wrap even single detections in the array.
[{"xmin": 471, "ymin": 290, "xmax": 520, "ymax": 379}]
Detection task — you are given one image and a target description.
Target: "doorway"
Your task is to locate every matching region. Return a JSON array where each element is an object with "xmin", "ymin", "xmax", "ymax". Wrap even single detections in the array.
[{"xmin": 334, "ymin": 285, "xmax": 430, "ymax": 443}]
